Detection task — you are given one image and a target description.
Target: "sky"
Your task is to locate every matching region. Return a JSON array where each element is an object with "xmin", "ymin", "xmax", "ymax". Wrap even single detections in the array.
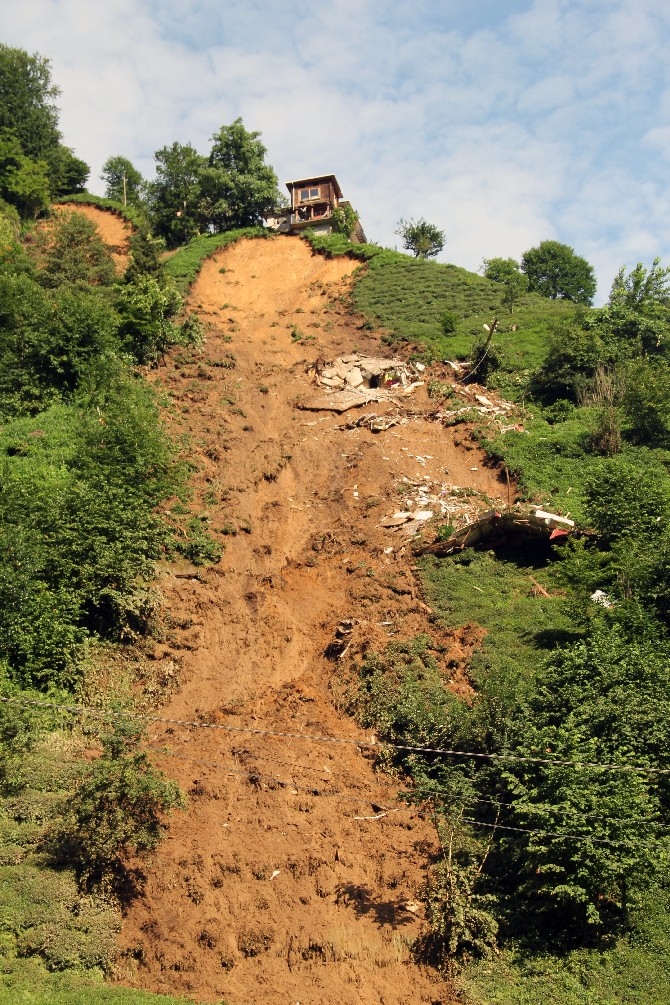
[{"xmin": 3, "ymin": 0, "xmax": 670, "ymax": 303}]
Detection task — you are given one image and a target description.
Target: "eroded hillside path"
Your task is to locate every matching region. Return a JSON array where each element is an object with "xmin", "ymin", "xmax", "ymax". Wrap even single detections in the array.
[{"xmin": 119, "ymin": 236, "xmax": 505, "ymax": 1004}]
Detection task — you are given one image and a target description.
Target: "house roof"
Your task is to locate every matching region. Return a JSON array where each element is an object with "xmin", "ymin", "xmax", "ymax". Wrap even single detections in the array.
[{"xmin": 286, "ymin": 174, "xmax": 343, "ymax": 199}]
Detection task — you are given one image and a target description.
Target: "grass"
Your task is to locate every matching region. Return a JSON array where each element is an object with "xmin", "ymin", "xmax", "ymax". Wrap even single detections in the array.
[
  {"xmin": 304, "ymin": 232, "xmax": 575, "ymax": 384},
  {"xmin": 482, "ymin": 408, "xmax": 670, "ymax": 525},
  {"xmin": 164, "ymin": 227, "xmax": 267, "ymax": 294},
  {"xmin": 0, "ymin": 974, "xmax": 206, "ymax": 1004},
  {"xmin": 53, "ymin": 194, "xmax": 145, "ymax": 230},
  {"xmin": 420, "ymin": 546, "xmax": 578, "ymax": 693},
  {"xmin": 462, "ymin": 888, "xmax": 670, "ymax": 1005}
]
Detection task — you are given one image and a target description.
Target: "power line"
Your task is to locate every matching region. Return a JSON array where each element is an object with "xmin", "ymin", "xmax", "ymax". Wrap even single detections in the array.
[
  {"xmin": 460, "ymin": 817, "xmax": 661, "ymax": 848},
  {"xmin": 143, "ymin": 746, "xmax": 670, "ymax": 851},
  {"xmin": 146, "ymin": 745, "xmax": 398, "ymax": 810},
  {"xmin": 3, "ymin": 694, "xmax": 669, "ymax": 776},
  {"xmin": 466, "ymin": 795, "xmax": 670, "ymax": 830}
]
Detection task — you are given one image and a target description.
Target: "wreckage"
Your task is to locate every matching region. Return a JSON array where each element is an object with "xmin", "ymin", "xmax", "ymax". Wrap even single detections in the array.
[
  {"xmin": 418, "ymin": 508, "xmax": 576, "ymax": 556},
  {"xmin": 302, "ymin": 353, "xmax": 424, "ymax": 412}
]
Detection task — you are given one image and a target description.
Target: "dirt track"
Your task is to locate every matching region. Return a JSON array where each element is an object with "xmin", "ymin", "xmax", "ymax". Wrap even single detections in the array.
[{"xmin": 115, "ymin": 235, "xmax": 506, "ymax": 1004}]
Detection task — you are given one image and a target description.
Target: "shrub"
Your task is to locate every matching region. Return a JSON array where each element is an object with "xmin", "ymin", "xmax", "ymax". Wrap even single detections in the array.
[{"xmin": 53, "ymin": 716, "xmax": 185, "ymax": 891}]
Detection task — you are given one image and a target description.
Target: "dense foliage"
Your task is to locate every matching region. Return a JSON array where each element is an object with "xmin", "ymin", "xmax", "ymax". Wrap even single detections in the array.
[
  {"xmin": 0, "ymin": 45, "xmax": 89, "ymax": 214},
  {"xmin": 146, "ymin": 119, "xmax": 284, "ymax": 247},
  {"xmin": 521, "ymin": 239, "xmax": 596, "ymax": 304}
]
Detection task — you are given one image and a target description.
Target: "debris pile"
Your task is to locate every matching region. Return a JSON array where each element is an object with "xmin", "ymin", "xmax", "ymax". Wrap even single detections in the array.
[
  {"xmin": 433, "ymin": 384, "xmax": 517, "ymax": 424},
  {"xmin": 303, "ymin": 354, "xmax": 424, "ymax": 412},
  {"xmin": 379, "ymin": 475, "xmax": 490, "ymax": 538},
  {"xmin": 336, "ymin": 411, "xmax": 410, "ymax": 432}
]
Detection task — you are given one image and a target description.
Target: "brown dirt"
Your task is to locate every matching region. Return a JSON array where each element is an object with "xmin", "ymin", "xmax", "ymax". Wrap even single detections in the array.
[
  {"xmin": 51, "ymin": 202, "xmax": 132, "ymax": 271},
  {"xmin": 117, "ymin": 235, "xmax": 507, "ymax": 1004}
]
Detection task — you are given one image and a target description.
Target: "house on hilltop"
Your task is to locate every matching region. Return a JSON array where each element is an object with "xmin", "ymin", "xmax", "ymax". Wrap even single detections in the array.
[{"xmin": 264, "ymin": 173, "xmax": 366, "ymax": 242}]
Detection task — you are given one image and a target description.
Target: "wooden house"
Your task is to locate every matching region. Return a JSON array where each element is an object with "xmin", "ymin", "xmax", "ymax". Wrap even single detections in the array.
[{"xmin": 264, "ymin": 173, "xmax": 365, "ymax": 241}]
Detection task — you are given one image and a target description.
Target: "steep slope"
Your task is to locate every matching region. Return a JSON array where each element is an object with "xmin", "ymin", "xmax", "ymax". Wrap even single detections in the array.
[
  {"xmin": 51, "ymin": 202, "xmax": 133, "ymax": 271},
  {"xmin": 118, "ymin": 235, "xmax": 507, "ymax": 1004}
]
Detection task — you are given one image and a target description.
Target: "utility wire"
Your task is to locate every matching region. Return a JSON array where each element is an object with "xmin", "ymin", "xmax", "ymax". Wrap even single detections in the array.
[
  {"xmin": 3, "ymin": 695, "xmax": 669, "ymax": 776},
  {"xmin": 141, "ymin": 745, "xmax": 670, "ymax": 850},
  {"xmin": 460, "ymin": 817, "xmax": 662, "ymax": 848},
  {"xmin": 466, "ymin": 795, "xmax": 670, "ymax": 830}
]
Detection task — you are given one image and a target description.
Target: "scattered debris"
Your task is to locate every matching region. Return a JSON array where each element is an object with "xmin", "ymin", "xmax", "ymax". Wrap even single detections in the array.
[
  {"xmin": 590, "ymin": 589, "xmax": 613, "ymax": 608},
  {"xmin": 529, "ymin": 575, "xmax": 552, "ymax": 599},
  {"xmin": 302, "ymin": 354, "xmax": 424, "ymax": 412},
  {"xmin": 337, "ymin": 411, "xmax": 408, "ymax": 432},
  {"xmin": 325, "ymin": 619, "xmax": 355, "ymax": 659}
]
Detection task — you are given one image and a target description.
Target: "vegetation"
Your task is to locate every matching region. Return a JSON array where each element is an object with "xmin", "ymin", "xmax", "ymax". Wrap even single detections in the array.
[
  {"xmin": 0, "ymin": 45, "xmax": 88, "ymax": 213},
  {"xmin": 55, "ymin": 193, "xmax": 147, "ymax": 230},
  {"xmin": 146, "ymin": 119, "xmax": 284, "ymax": 248},
  {"xmin": 101, "ymin": 156, "xmax": 144, "ymax": 208},
  {"xmin": 395, "ymin": 216, "xmax": 446, "ymax": 258},
  {"xmin": 521, "ymin": 239, "xmax": 596, "ymax": 305},
  {"xmin": 309, "ymin": 224, "xmax": 670, "ymax": 1001}
]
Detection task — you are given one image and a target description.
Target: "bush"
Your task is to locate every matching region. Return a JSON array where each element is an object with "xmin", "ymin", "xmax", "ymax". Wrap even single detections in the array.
[{"xmin": 53, "ymin": 717, "xmax": 185, "ymax": 891}]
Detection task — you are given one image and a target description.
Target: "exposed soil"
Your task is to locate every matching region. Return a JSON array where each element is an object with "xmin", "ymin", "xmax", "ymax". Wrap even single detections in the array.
[
  {"xmin": 117, "ymin": 235, "xmax": 507, "ymax": 1004},
  {"xmin": 51, "ymin": 202, "xmax": 132, "ymax": 271}
]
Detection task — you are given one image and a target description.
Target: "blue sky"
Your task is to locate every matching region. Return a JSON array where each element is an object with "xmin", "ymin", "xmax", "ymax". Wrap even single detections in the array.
[{"xmin": 4, "ymin": 0, "xmax": 670, "ymax": 302}]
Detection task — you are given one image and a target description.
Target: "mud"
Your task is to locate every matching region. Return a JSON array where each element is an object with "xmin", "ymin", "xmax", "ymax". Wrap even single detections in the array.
[{"xmin": 115, "ymin": 235, "xmax": 506, "ymax": 1004}]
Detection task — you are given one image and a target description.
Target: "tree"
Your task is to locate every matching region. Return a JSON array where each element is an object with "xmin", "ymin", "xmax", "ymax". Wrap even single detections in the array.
[
  {"xmin": 0, "ymin": 46, "xmax": 89, "ymax": 204},
  {"xmin": 482, "ymin": 257, "xmax": 521, "ymax": 283},
  {"xmin": 34, "ymin": 210, "xmax": 116, "ymax": 288},
  {"xmin": 609, "ymin": 258, "xmax": 670, "ymax": 314},
  {"xmin": 0, "ymin": 130, "xmax": 50, "ymax": 218},
  {"xmin": 202, "ymin": 118, "xmax": 284, "ymax": 231},
  {"xmin": 521, "ymin": 240, "xmax": 596, "ymax": 304},
  {"xmin": 482, "ymin": 257, "xmax": 528, "ymax": 313},
  {"xmin": 146, "ymin": 141, "xmax": 206, "ymax": 247},
  {"xmin": 55, "ymin": 716, "xmax": 185, "ymax": 890},
  {"xmin": 101, "ymin": 155, "xmax": 144, "ymax": 206},
  {"xmin": 48, "ymin": 144, "xmax": 89, "ymax": 197},
  {"xmin": 0, "ymin": 46, "xmax": 60, "ymax": 162},
  {"xmin": 396, "ymin": 217, "xmax": 445, "ymax": 259}
]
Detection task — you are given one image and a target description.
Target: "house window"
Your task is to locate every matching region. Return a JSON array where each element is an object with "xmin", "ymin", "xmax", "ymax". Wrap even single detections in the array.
[{"xmin": 299, "ymin": 187, "xmax": 320, "ymax": 201}]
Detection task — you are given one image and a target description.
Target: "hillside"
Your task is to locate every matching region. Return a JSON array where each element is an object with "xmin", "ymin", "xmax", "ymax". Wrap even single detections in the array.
[{"xmin": 2, "ymin": 199, "xmax": 670, "ymax": 1005}]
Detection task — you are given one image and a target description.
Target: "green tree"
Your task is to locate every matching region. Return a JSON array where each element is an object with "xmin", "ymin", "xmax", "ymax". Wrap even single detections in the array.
[
  {"xmin": 100, "ymin": 155, "xmax": 144, "ymax": 206},
  {"xmin": 396, "ymin": 217, "xmax": 445, "ymax": 259},
  {"xmin": 202, "ymin": 118, "xmax": 284, "ymax": 231},
  {"xmin": 610, "ymin": 257, "xmax": 670, "ymax": 313},
  {"xmin": 47, "ymin": 144, "xmax": 89, "ymax": 196},
  {"xmin": 482, "ymin": 256, "xmax": 521, "ymax": 283},
  {"xmin": 35, "ymin": 210, "xmax": 116, "ymax": 287},
  {"xmin": 0, "ymin": 131, "xmax": 50, "ymax": 219},
  {"xmin": 54, "ymin": 715, "xmax": 185, "ymax": 889},
  {"xmin": 146, "ymin": 141, "xmax": 206, "ymax": 247},
  {"xmin": 0, "ymin": 46, "xmax": 89, "ymax": 205},
  {"xmin": 0, "ymin": 46, "xmax": 60, "ymax": 162},
  {"xmin": 115, "ymin": 273, "xmax": 183, "ymax": 363},
  {"xmin": 482, "ymin": 257, "xmax": 528, "ymax": 313},
  {"xmin": 521, "ymin": 240, "xmax": 596, "ymax": 304}
]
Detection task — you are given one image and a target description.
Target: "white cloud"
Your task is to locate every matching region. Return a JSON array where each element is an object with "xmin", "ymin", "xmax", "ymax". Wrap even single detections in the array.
[{"xmin": 4, "ymin": 0, "xmax": 670, "ymax": 301}]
